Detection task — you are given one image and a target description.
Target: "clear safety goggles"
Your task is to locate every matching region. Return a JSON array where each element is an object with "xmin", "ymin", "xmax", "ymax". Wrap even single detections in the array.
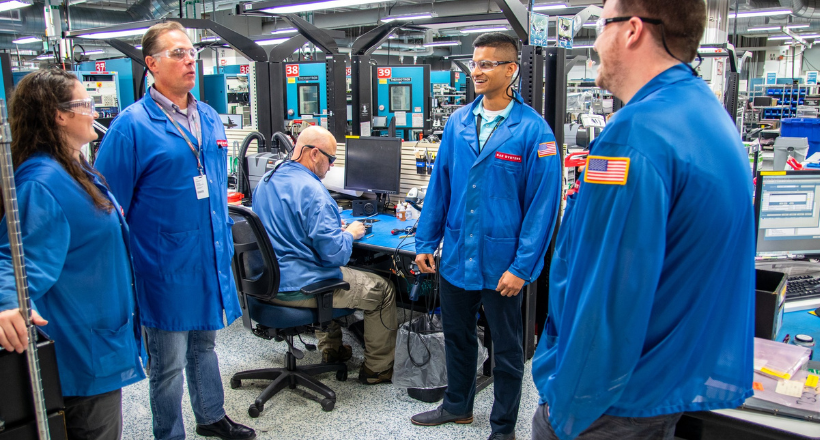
[
  {"xmin": 151, "ymin": 47, "xmax": 198, "ymax": 62},
  {"xmin": 58, "ymin": 98, "xmax": 96, "ymax": 116},
  {"xmin": 467, "ymin": 60, "xmax": 515, "ymax": 72}
]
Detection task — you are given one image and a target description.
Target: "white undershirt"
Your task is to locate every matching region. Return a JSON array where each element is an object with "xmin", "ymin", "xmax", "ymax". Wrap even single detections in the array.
[{"xmin": 482, "ymin": 106, "xmax": 505, "ymax": 120}]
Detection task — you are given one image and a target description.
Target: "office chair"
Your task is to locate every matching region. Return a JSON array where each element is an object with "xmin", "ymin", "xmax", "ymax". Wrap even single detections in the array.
[{"xmin": 227, "ymin": 205, "xmax": 355, "ymax": 416}]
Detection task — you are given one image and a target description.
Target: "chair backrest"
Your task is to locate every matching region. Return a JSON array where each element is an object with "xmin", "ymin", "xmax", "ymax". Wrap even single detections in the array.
[{"xmin": 228, "ymin": 205, "xmax": 280, "ymax": 302}]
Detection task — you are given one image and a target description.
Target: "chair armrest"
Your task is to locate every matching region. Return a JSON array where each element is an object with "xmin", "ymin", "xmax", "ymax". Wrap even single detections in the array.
[{"xmin": 300, "ymin": 279, "xmax": 350, "ymax": 326}]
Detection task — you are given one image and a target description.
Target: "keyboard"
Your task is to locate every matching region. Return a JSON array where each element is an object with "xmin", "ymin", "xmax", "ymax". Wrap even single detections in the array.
[{"xmin": 786, "ymin": 275, "xmax": 820, "ymax": 301}]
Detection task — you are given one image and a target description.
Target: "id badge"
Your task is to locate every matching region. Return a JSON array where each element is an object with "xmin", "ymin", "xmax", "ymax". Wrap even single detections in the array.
[{"xmin": 194, "ymin": 175, "xmax": 209, "ymax": 199}]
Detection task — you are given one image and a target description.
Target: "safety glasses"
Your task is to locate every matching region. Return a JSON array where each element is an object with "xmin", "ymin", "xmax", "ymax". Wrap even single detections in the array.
[
  {"xmin": 595, "ymin": 16, "xmax": 662, "ymax": 37},
  {"xmin": 58, "ymin": 98, "xmax": 96, "ymax": 116},
  {"xmin": 467, "ymin": 60, "xmax": 516, "ymax": 72},
  {"xmin": 303, "ymin": 144, "xmax": 336, "ymax": 164},
  {"xmin": 151, "ymin": 47, "xmax": 198, "ymax": 62}
]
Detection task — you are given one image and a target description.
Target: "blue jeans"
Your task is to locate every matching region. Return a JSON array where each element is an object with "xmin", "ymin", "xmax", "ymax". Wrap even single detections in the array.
[
  {"xmin": 439, "ymin": 276, "xmax": 524, "ymax": 435},
  {"xmin": 145, "ymin": 327, "xmax": 226, "ymax": 440},
  {"xmin": 531, "ymin": 404, "xmax": 682, "ymax": 440}
]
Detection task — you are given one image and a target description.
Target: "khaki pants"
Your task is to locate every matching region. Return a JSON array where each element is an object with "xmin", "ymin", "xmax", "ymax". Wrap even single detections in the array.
[{"xmin": 272, "ymin": 267, "xmax": 397, "ymax": 372}]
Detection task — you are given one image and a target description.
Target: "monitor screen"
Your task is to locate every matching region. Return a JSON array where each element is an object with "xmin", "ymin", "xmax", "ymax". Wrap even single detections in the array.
[
  {"xmin": 373, "ymin": 116, "xmax": 387, "ymax": 128},
  {"xmin": 344, "ymin": 137, "xmax": 402, "ymax": 194},
  {"xmin": 298, "ymin": 83, "xmax": 320, "ymax": 115},
  {"xmin": 755, "ymin": 170, "xmax": 820, "ymax": 257}
]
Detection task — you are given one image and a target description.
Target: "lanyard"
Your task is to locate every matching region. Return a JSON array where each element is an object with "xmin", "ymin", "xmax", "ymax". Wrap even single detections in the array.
[
  {"xmin": 475, "ymin": 113, "xmax": 504, "ymax": 152},
  {"xmin": 155, "ymin": 102, "xmax": 204, "ymax": 175}
]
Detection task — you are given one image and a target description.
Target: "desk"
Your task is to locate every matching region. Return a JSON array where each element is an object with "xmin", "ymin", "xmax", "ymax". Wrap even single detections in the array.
[{"xmin": 677, "ymin": 311, "xmax": 820, "ymax": 439}]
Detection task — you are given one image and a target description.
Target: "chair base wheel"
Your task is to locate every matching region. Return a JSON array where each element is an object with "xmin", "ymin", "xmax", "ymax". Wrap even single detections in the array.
[
  {"xmin": 230, "ymin": 378, "xmax": 241, "ymax": 389},
  {"xmin": 336, "ymin": 369, "xmax": 348, "ymax": 381},
  {"xmin": 249, "ymin": 403, "xmax": 262, "ymax": 418},
  {"xmin": 321, "ymin": 398, "xmax": 335, "ymax": 412}
]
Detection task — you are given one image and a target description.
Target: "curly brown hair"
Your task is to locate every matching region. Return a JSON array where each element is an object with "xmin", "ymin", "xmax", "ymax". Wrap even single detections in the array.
[{"xmin": 9, "ymin": 68, "xmax": 113, "ymax": 213}]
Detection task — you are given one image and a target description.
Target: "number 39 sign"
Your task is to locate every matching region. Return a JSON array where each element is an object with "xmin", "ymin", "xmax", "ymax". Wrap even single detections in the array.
[{"xmin": 376, "ymin": 67, "xmax": 392, "ymax": 79}]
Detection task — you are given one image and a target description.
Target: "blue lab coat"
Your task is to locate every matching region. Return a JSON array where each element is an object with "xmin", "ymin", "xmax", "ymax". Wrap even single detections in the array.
[
  {"xmin": 96, "ymin": 92, "xmax": 240, "ymax": 331},
  {"xmin": 253, "ymin": 162, "xmax": 352, "ymax": 295},
  {"xmin": 532, "ymin": 64, "xmax": 755, "ymax": 440},
  {"xmin": 415, "ymin": 92, "xmax": 562, "ymax": 290},
  {"xmin": 0, "ymin": 154, "xmax": 144, "ymax": 396}
]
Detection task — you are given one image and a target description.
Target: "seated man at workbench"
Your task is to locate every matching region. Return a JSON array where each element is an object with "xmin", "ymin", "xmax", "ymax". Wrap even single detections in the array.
[{"xmin": 253, "ymin": 125, "xmax": 397, "ymax": 385}]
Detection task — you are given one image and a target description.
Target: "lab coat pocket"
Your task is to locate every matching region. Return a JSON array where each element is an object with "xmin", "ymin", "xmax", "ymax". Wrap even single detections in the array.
[
  {"xmin": 158, "ymin": 229, "xmax": 203, "ymax": 275},
  {"xmin": 482, "ymin": 236, "xmax": 517, "ymax": 275},
  {"xmin": 488, "ymin": 162, "xmax": 521, "ymax": 200},
  {"xmin": 91, "ymin": 319, "xmax": 136, "ymax": 378},
  {"xmin": 441, "ymin": 226, "xmax": 461, "ymax": 269}
]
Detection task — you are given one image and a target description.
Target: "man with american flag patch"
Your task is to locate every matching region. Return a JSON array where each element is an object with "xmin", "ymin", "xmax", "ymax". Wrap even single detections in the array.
[{"xmin": 531, "ymin": 1, "xmax": 755, "ymax": 439}]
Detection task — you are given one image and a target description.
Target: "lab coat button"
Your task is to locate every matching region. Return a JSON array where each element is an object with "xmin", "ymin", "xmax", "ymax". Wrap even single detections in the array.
[
  {"xmin": 470, "ymin": 210, "xmax": 474, "ymax": 213},
  {"xmin": 472, "ymin": 185, "xmax": 476, "ymax": 188}
]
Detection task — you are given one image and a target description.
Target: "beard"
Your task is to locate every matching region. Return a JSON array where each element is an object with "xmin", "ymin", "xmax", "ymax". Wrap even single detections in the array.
[{"xmin": 595, "ymin": 51, "xmax": 624, "ymax": 97}]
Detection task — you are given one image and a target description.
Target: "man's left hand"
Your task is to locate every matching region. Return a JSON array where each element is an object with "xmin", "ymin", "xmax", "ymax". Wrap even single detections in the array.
[{"xmin": 496, "ymin": 271, "xmax": 524, "ymax": 297}]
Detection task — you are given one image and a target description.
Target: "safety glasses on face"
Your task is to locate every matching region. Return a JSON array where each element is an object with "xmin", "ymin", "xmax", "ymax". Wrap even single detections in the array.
[
  {"xmin": 303, "ymin": 144, "xmax": 336, "ymax": 164},
  {"xmin": 595, "ymin": 16, "xmax": 662, "ymax": 37},
  {"xmin": 58, "ymin": 98, "xmax": 96, "ymax": 116},
  {"xmin": 467, "ymin": 60, "xmax": 516, "ymax": 72},
  {"xmin": 151, "ymin": 47, "xmax": 198, "ymax": 61}
]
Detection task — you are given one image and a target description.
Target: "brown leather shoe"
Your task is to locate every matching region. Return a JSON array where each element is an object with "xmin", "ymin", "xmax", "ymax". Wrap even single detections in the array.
[
  {"xmin": 358, "ymin": 365, "xmax": 393, "ymax": 385},
  {"xmin": 321, "ymin": 344, "xmax": 353, "ymax": 363}
]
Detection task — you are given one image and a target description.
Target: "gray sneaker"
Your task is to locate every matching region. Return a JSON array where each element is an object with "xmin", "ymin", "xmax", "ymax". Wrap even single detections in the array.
[{"xmin": 411, "ymin": 405, "xmax": 473, "ymax": 426}]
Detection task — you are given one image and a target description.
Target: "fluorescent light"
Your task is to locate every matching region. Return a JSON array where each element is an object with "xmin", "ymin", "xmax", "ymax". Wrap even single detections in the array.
[
  {"xmin": 423, "ymin": 41, "xmax": 461, "ymax": 47},
  {"xmin": 788, "ymin": 24, "xmax": 811, "ymax": 29},
  {"xmin": 380, "ymin": 13, "xmax": 433, "ymax": 22},
  {"xmin": 797, "ymin": 33, "xmax": 820, "ymax": 38},
  {"xmin": 533, "ymin": 3, "xmax": 567, "ymax": 11},
  {"xmin": 84, "ymin": 49, "xmax": 104, "ymax": 55},
  {"xmin": 460, "ymin": 26, "xmax": 509, "ymax": 33},
  {"xmin": 749, "ymin": 24, "xmax": 810, "ymax": 31},
  {"xmin": 254, "ymin": 37, "xmax": 289, "ymax": 46},
  {"xmin": 35, "ymin": 53, "xmax": 54, "ymax": 60},
  {"xmin": 135, "ymin": 45, "xmax": 142, "ymax": 49},
  {"xmin": 201, "ymin": 36, "xmax": 220, "ymax": 42},
  {"xmin": 768, "ymin": 35, "xmax": 792, "ymax": 40},
  {"xmin": 12, "ymin": 36, "xmax": 40, "ymax": 44},
  {"xmin": 730, "ymin": 9, "xmax": 791, "ymax": 18},
  {"xmin": 260, "ymin": 0, "xmax": 385, "ymax": 14},
  {"xmin": 582, "ymin": 22, "xmax": 597, "ymax": 28},
  {"xmin": 388, "ymin": 34, "xmax": 398, "ymax": 39},
  {"xmin": 271, "ymin": 28, "xmax": 297, "ymax": 34},
  {"xmin": 0, "ymin": 0, "xmax": 33, "ymax": 12},
  {"xmin": 76, "ymin": 28, "xmax": 148, "ymax": 39},
  {"xmin": 572, "ymin": 45, "xmax": 594, "ymax": 49}
]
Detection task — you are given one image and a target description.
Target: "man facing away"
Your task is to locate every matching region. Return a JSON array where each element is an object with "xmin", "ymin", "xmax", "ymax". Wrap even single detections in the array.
[
  {"xmin": 253, "ymin": 126, "xmax": 398, "ymax": 384},
  {"xmin": 531, "ymin": 1, "xmax": 755, "ymax": 439},
  {"xmin": 96, "ymin": 22, "xmax": 254, "ymax": 440}
]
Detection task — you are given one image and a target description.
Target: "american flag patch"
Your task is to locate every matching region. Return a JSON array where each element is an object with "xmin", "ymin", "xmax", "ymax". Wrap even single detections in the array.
[
  {"xmin": 584, "ymin": 156, "xmax": 630, "ymax": 185},
  {"xmin": 538, "ymin": 141, "xmax": 556, "ymax": 157}
]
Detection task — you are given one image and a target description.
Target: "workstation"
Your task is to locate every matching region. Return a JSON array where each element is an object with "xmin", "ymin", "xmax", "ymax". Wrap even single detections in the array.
[{"xmin": 4, "ymin": 0, "xmax": 820, "ymax": 439}]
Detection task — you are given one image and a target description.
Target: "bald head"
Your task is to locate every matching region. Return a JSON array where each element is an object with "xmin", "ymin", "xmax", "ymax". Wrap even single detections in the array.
[{"xmin": 294, "ymin": 126, "xmax": 338, "ymax": 179}]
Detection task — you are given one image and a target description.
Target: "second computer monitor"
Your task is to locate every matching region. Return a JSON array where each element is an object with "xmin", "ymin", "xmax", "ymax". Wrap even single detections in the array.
[
  {"xmin": 755, "ymin": 170, "xmax": 820, "ymax": 257},
  {"xmin": 344, "ymin": 136, "xmax": 402, "ymax": 194}
]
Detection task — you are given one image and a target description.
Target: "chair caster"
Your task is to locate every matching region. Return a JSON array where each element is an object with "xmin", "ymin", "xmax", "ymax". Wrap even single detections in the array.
[
  {"xmin": 230, "ymin": 378, "xmax": 241, "ymax": 389},
  {"xmin": 249, "ymin": 403, "xmax": 262, "ymax": 418},
  {"xmin": 320, "ymin": 398, "xmax": 335, "ymax": 412},
  {"xmin": 336, "ymin": 369, "xmax": 348, "ymax": 381}
]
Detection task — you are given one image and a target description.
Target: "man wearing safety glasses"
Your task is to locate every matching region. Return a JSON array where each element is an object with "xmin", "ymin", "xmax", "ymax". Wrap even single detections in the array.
[
  {"xmin": 531, "ymin": 1, "xmax": 754, "ymax": 439},
  {"xmin": 95, "ymin": 22, "xmax": 254, "ymax": 440},
  {"xmin": 411, "ymin": 32, "xmax": 562, "ymax": 440}
]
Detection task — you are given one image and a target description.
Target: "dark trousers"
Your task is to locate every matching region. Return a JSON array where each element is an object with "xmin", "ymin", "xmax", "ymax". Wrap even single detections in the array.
[
  {"xmin": 63, "ymin": 388, "xmax": 123, "ymax": 440},
  {"xmin": 531, "ymin": 404, "xmax": 682, "ymax": 440},
  {"xmin": 439, "ymin": 276, "xmax": 524, "ymax": 435}
]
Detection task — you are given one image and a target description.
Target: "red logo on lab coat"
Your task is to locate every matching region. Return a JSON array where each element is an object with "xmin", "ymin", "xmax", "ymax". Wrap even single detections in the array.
[
  {"xmin": 495, "ymin": 152, "xmax": 522, "ymax": 163},
  {"xmin": 217, "ymin": 140, "xmax": 228, "ymax": 147}
]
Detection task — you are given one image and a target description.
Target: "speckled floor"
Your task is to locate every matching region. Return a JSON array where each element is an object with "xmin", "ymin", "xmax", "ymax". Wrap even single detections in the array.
[{"xmin": 121, "ymin": 311, "xmax": 540, "ymax": 440}]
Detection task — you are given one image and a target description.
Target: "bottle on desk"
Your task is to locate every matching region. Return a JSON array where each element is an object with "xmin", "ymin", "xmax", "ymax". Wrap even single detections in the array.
[{"xmin": 397, "ymin": 203, "xmax": 407, "ymax": 221}]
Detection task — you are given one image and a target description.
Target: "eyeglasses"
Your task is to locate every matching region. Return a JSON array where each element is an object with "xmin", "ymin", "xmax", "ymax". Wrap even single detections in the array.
[
  {"xmin": 303, "ymin": 144, "xmax": 336, "ymax": 164},
  {"xmin": 58, "ymin": 98, "xmax": 96, "ymax": 116},
  {"xmin": 467, "ymin": 60, "xmax": 516, "ymax": 72},
  {"xmin": 595, "ymin": 16, "xmax": 662, "ymax": 37},
  {"xmin": 151, "ymin": 47, "xmax": 198, "ymax": 61}
]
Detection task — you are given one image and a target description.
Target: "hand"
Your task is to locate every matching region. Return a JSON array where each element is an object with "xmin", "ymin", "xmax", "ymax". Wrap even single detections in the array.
[
  {"xmin": 496, "ymin": 271, "xmax": 525, "ymax": 297},
  {"xmin": 0, "ymin": 309, "xmax": 47, "ymax": 353},
  {"xmin": 415, "ymin": 253, "xmax": 436, "ymax": 274},
  {"xmin": 345, "ymin": 221, "xmax": 366, "ymax": 240}
]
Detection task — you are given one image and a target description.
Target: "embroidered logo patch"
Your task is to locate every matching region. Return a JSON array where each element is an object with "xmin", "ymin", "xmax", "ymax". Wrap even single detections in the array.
[
  {"xmin": 495, "ymin": 152, "xmax": 522, "ymax": 163},
  {"xmin": 538, "ymin": 141, "xmax": 556, "ymax": 157},
  {"xmin": 217, "ymin": 139, "xmax": 228, "ymax": 148},
  {"xmin": 583, "ymin": 156, "xmax": 630, "ymax": 185}
]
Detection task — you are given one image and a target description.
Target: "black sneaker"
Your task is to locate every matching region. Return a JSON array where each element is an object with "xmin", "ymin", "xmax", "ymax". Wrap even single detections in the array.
[
  {"xmin": 358, "ymin": 365, "xmax": 393, "ymax": 385},
  {"xmin": 411, "ymin": 405, "xmax": 473, "ymax": 426},
  {"xmin": 195, "ymin": 415, "xmax": 255, "ymax": 440},
  {"xmin": 488, "ymin": 432, "xmax": 515, "ymax": 440},
  {"xmin": 321, "ymin": 344, "xmax": 353, "ymax": 363}
]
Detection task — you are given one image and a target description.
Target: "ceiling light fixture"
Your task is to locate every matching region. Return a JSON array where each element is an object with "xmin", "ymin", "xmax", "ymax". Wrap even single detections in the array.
[
  {"xmin": 271, "ymin": 28, "xmax": 297, "ymax": 34},
  {"xmin": 254, "ymin": 37, "xmax": 290, "ymax": 46},
  {"xmin": 35, "ymin": 52, "xmax": 54, "ymax": 60},
  {"xmin": 0, "ymin": 0, "xmax": 33, "ymax": 12},
  {"xmin": 12, "ymin": 36, "xmax": 40, "ymax": 44},
  {"xmin": 749, "ymin": 24, "xmax": 810, "ymax": 31},
  {"xmin": 380, "ymin": 13, "xmax": 434, "ymax": 22},
  {"xmin": 200, "ymin": 36, "xmax": 221, "ymax": 42},
  {"xmin": 460, "ymin": 26, "xmax": 509, "ymax": 33},
  {"xmin": 258, "ymin": 0, "xmax": 386, "ymax": 14},
  {"xmin": 730, "ymin": 9, "xmax": 791, "ymax": 19},
  {"xmin": 533, "ymin": 3, "xmax": 567, "ymax": 11},
  {"xmin": 83, "ymin": 49, "xmax": 104, "ymax": 55},
  {"xmin": 76, "ymin": 28, "xmax": 149, "ymax": 39},
  {"xmin": 767, "ymin": 35, "xmax": 792, "ymax": 40},
  {"xmin": 423, "ymin": 40, "xmax": 461, "ymax": 47}
]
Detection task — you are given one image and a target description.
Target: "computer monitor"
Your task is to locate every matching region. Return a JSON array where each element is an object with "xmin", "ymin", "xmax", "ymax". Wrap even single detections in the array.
[
  {"xmin": 372, "ymin": 116, "xmax": 388, "ymax": 128},
  {"xmin": 754, "ymin": 170, "xmax": 820, "ymax": 257},
  {"xmin": 344, "ymin": 136, "xmax": 402, "ymax": 195}
]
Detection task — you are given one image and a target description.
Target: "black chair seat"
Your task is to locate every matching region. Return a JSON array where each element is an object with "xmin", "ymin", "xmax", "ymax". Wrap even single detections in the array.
[{"xmin": 247, "ymin": 296, "xmax": 355, "ymax": 329}]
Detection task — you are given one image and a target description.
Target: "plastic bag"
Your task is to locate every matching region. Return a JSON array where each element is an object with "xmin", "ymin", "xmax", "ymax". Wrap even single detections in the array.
[{"xmin": 393, "ymin": 313, "xmax": 488, "ymax": 390}]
